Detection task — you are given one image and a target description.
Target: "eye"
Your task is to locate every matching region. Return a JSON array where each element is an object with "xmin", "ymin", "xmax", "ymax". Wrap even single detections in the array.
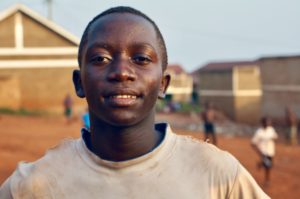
[
  {"xmin": 90, "ymin": 55, "xmax": 112, "ymax": 65},
  {"xmin": 131, "ymin": 54, "xmax": 152, "ymax": 65}
]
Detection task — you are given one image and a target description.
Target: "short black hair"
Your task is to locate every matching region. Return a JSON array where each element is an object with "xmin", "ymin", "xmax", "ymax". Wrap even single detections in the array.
[
  {"xmin": 78, "ymin": 6, "xmax": 168, "ymax": 70},
  {"xmin": 261, "ymin": 116, "xmax": 271, "ymax": 126}
]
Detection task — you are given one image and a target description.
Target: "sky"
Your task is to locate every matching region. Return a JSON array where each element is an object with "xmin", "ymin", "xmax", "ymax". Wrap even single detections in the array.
[{"xmin": 1, "ymin": 0, "xmax": 300, "ymax": 72}]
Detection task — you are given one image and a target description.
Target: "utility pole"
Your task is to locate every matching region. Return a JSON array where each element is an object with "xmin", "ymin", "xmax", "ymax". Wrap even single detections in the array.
[{"xmin": 45, "ymin": 0, "xmax": 53, "ymax": 20}]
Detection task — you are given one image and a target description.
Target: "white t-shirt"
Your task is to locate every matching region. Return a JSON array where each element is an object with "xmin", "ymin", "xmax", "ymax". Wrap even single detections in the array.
[
  {"xmin": 252, "ymin": 126, "xmax": 278, "ymax": 157},
  {"xmin": 0, "ymin": 123, "xmax": 269, "ymax": 199}
]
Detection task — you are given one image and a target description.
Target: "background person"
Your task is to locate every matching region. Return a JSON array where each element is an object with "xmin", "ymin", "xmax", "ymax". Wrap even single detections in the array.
[
  {"xmin": 252, "ymin": 117, "xmax": 278, "ymax": 186},
  {"xmin": 285, "ymin": 106, "xmax": 298, "ymax": 145},
  {"xmin": 201, "ymin": 102, "xmax": 217, "ymax": 145},
  {"xmin": 63, "ymin": 93, "xmax": 73, "ymax": 124}
]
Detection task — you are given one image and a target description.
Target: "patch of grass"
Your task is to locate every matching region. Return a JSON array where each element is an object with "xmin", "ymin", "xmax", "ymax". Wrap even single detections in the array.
[
  {"xmin": 0, "ymin": 108, "xmax": 46, "ymax": 116},
  {"xmin": 155, "ymin": 100, "xmax": 202, "ymax": 113},
  {"xmin": 177, "ymin": 102, "xmax": 202, "ymax": 113},
  {"xmin": 155, "ymin": 100, "xmax": 168, "ymax": 112}
]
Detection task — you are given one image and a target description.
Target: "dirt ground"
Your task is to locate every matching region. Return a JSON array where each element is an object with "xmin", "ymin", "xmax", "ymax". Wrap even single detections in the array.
[{"xmin": 0, "ymin": 114, "xmax": 299, "ymax": 198}]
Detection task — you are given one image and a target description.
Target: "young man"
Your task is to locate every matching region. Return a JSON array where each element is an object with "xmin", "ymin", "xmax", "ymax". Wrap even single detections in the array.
[{"xmin": 0, "ymin": 6, "xmax": 270, "ymax": 199}]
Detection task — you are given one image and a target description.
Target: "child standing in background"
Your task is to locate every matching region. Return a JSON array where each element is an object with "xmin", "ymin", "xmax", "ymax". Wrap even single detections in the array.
[
  {"xmin": 201, "ymin": 102, "xmax": 217, "ymax": 145},
  {"xmin": 252, "ymin": 117, "xmax": 278, "ymax": 186},
  {"xmin": 63, "ymin": 93, "xmax": 73, "ymax": 124}
]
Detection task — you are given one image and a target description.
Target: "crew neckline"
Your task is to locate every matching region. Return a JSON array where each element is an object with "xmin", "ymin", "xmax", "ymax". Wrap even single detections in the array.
[{"xmin": 75, "ymin": 123, "xmax": 176, "ymax": 172}]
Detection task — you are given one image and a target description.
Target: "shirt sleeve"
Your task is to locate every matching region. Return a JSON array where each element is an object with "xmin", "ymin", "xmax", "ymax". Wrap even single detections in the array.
[
  {"xmin": 228, "ymin": 164, "xmax": 270, "ymax": 199},
  {"xmin": 0, "ymin": 177, "xmax": 13, "ymax": 199},
  {"xmin": 1, "ymin": 163, "xmax": 38, "ymax": 199}
]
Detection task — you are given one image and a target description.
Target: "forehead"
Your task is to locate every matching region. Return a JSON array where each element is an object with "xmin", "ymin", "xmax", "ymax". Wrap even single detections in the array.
[{"xmin": 87, "ymin": 13, "xmax": 159, "ymax": 50}]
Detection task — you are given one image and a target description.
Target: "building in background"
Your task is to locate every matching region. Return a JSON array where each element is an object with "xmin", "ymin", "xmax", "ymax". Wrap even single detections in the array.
[
  {"xmin": 0, "ymin": 4, "xmax": 86, "ymax": 114},
  {"xmin": 193, "ymin": 61, "xmax": 261, "ymax": 124},
  {"xmin": 194, "ymin": 56, "xmax": 300, "ymax": 125},
  {"xmin": 165, "ymin": 64, "xmax": 193, "ymax": 102},
  {"xmin": 259, "ymin": 55, "xmax": 300, "ymax": 123}
]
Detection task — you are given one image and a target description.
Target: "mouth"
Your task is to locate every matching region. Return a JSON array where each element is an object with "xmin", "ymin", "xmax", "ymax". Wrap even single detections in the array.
[
  {"xmin": 109, "ymin": 94, "xmax": 137, "ymax": 99},
  {"xmin": 104, "ymin": 92, "xmax": 141, "ymax": 107}
]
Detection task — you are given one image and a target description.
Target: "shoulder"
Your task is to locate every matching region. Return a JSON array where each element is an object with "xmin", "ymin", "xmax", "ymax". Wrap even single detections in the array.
[
  {"xmin": 229, "ymin": 164, "xmax": 270, "ymax": 198},
  {"xmin": 173, "ymin": 134, "xmax": 239, "ymax": 177},
  {"xmin": 172, "ymin": 134, "xmax": 269, "ymax": 198},
  {"xmin": 175, "ymin": 134, "xmax": 237, "ymax": 160},
  {"xmin": 6, "ymin": 138, "xmax": 78, "ymax": 198},
  {"xmin": 29, "ymin": 138, "xmax": 78, "ymax": 172}
]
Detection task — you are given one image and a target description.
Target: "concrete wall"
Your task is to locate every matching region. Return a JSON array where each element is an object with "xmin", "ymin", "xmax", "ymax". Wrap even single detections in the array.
[
  {"xmin": 260, "ymin": 57, "xmax": 300, "ymax": 119},
  {"xmin": 198, "ymin": 67, "xmax": 262, "ymax": 124},
  {"xmin": 201, "ymin": 95, "xmax": 235, "ymax": 119},
  {"xmin": 0, "ymin": 75, "xmax": 20, "ymax": 109},
  {"xmin": 0, "ymin": 67, "xmax": 86, "ymax": 114},
  {"xmin": 199, "ymin": 71, "xmax": 233, "ymax": 90},
  {"xmin": 260, "ymin": 57, "xmax": 300, "ymax": 85},
  {"xmin": 262, "ymin": 91, "xmax": 300, "ymax": 120},
  {"xmin": 234, "ymin": 96, "xmax": 261, "ymax": 124},
  {"xmin": 198, "ymin": 71, "xmax": 234, "ymax": 120},
  {"xmin": 171, "ymin": 93, "xmax": 191, "ymax": 102},
  {"xmin": 166, "ymin": 71, "xmax": 193, "ymax": 103},
  {"xmin": 234, "ymin": 66, "xmax": 262, "ymax": 124},
  {"xmin": 236, "ymin": 67, "xmax": 261, "ymax": 90}
]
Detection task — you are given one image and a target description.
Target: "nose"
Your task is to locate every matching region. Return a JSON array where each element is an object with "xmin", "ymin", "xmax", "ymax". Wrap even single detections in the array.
[{"xmin": 107, "ymin": 58, "xmax": 136, "ymax": 82}]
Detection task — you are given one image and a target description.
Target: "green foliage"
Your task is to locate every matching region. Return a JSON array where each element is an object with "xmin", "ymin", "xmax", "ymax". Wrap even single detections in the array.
[
  {"xmin": 156, "ymin": 100, "xmax": 202, "ymax": 113},
  {"xmin": 0, "ymin": 108, "xmax": 45, "ymax": 116},
  {"xmin": 179, "ymin": 102, "xmax": 202, "ymax": 113},
  {"xmin": 155, "ymin": 100, "xmax": 167, "ymax": 112}
]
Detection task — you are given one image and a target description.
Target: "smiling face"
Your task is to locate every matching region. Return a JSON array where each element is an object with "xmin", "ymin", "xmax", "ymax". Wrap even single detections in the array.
[{"xmin": 73, "ymin": 13, "xmax": 170, "ymax": 127}]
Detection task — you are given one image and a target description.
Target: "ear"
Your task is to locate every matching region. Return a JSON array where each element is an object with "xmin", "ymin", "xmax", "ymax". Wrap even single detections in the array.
[
  {"xmin": 158, "ymin": 73, "xmax": 171, "ymax": 99},
  {"xmin": 73, "ymin": 70, "xmax": 85, "ymax": 98}
]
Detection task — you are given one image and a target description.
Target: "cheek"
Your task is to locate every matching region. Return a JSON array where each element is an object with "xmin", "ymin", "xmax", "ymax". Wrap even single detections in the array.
[
  {"xmin": 144, "ymin": 73, "xmax": 163, "ymax": 99},
  {"xmin": 82, "ymin": 67, "xmax": 103, "ymax": 89},
  {"xmin": 81, "ymin": 70, "xmax": 104, "ymax": 105}
]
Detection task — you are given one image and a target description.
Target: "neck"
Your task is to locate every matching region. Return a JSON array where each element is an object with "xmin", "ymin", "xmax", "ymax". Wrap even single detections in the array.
[{"xmin": 88, "ymin": 110, "xmax": 162, "ymax": 161}]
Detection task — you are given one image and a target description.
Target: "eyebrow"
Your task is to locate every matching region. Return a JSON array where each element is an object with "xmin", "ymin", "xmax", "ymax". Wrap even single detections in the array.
[
  {"xmin": 86, "ymin": 42, "xmax": 156, "ymax": 52},
  {"xmin": 86, "ymin": 42, "xmax": 114, "ymax": 52},
  {"xmin": 129, "ymin": 42, "xmax": 156, "ymax": 50}
]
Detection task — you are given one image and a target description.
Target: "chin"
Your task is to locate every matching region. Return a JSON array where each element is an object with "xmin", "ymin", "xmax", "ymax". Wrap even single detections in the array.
[
  {"xmin": 102, "ymin": 112, "xmax": 142, "ymax": 127},
  {"xmin": 106, "ymin": 118, "xmax": 141, "ymax": 127}
]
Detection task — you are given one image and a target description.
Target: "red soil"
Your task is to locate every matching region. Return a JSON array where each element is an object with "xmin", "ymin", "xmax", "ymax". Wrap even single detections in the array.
[{"xmin": 0, "ymin": 114, "xmax": 299, "ymax": 198}]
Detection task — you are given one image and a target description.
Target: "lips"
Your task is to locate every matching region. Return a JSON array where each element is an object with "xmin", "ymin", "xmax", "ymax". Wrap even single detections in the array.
[
  {"xmin": 110, "ymin": 95, "xmax": 137, "ymax": 99},
  {"xmin": 104, "ymin": 91, "xmax": 141, "ymax": 107}
]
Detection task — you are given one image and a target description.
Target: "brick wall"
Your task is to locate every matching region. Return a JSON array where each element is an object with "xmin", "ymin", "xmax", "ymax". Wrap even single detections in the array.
[
  {"xmin": 260, "ymin": 57, "xmax": 300, "ymax": 119},
  {"xmin": 0, "ymin": 14, "xmax": 15, "ymax": 47},
  {"xmin": 0, "ymin": 67, "xmax": 86, "ymax": 114}
]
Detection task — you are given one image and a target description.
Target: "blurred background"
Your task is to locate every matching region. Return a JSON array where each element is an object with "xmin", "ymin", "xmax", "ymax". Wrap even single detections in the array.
[{"xmin": 0, "ymin": 1, "xmax": 299, "ymax": 198}]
